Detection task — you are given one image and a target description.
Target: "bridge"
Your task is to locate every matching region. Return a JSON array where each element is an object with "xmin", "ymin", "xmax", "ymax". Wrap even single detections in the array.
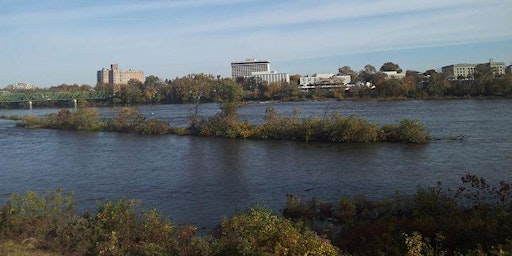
[{"xmin": 0, "ymin": 90, "xmax": 110, "ymax": 109}]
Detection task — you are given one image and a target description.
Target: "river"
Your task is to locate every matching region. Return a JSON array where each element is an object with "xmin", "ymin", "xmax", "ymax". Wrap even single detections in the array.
[{"xmin": 1, "ymin": 99, "xmax": 511, "ymax": 231}]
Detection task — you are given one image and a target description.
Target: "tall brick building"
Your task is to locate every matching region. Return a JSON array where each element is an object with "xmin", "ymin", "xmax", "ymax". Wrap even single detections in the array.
[{"xmin": 97, "ymin": 64, "xmax": 144, "ymax": 91}]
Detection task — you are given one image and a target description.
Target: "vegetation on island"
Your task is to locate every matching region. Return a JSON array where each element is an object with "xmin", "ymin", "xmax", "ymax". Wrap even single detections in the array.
[
  {"xmin": 1, "ymin": 174, "xmax": 510, "ymax": 255},
  {"xmin": 10, "ymin": 104, "xmax": 430, "ymax": 144}
]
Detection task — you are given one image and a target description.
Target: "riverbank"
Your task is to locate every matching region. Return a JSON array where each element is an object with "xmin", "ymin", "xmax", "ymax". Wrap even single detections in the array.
[{"xmin": 1, "ymin": 174, "xmax": 510, "ymax": 255}]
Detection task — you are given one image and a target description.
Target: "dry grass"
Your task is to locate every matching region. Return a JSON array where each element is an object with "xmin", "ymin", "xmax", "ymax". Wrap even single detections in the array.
[{"xmin": 0, "ymin": 239, "xmax": 59, "ymax": 256}]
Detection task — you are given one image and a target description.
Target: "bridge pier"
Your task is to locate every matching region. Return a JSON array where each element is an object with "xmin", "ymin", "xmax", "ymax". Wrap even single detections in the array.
[
  {"xmin": 73, "ymin": 99, "xmax": 77, "ymax": 109},
  {"xmin": 29, "ymin": 101, "xmax": 32, "ymax": 110}
]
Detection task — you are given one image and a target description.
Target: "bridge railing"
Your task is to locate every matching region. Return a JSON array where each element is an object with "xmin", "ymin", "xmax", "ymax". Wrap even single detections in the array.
[{"xmin": 0, "ymin": 90, "xmax": 109, "ymax": 103}]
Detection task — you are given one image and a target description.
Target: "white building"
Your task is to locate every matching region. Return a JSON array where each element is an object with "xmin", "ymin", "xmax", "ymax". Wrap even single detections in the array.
[
  {"xmin": 441, "ymin": 63, "xmax": 475, "ymax": 79},
  {"xmin": 231, "ymin": 58, "xmax": 270, "ymax": 79},
  {"xmin": 251, "ymin": 71, "xmax": 290, "ymax": 84},
  {"xmin": 382, "ymin": 71, "xmax": 406, "ymax": 79},
  {"xmin": 441, "ymin": 59, "xmax": 506, "ymax": 79},
  {"xmin": 299, "ymin": 73, "xmax": 351, "ymax": 90},
  {"xmin": 6, "ymin": 83, "xmax": 36, "ymax": 90}
]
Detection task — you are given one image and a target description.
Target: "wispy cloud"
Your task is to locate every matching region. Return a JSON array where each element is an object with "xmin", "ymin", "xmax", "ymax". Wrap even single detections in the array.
[{"xmin": 0, "ymin": 0, "xmax": 511, "ymax": 85}]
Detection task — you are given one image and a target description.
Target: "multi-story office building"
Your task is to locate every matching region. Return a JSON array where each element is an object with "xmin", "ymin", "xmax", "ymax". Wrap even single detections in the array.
[
  {"xmin": 251, "ymin": 71, "xmax": 290, "ymax": 84},
  {"xmin": 231, "ymin": 59, "xmax": 270, "ymax": 79},
  {"xmin": 441, "ymin": 63, "xmax": 476, "ymax": 79},
  {"xmin": 442, "ymin": 59, "xmax": 506, "ymax": 79},
  {"xmin": 487, "ymin": 59, "xmax": 506, "ymax": 75},
  {"xmin": 97, "ymin": 64, "xmax": 145, "ymax": 91}
]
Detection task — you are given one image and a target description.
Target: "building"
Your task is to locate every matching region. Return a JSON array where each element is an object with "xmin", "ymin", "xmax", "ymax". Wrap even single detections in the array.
[
  {"xmin": 441, "ymin": 63, "xmax": 476, "ymax": 79},
  {"xmin": 382, "ymin": 71, "xmax": 406, "ymax": 79},
  {"xmin": 299, "ymin": 73, "xmax": 351, "ymax": 90},
  {"xmin": 251, "ymin": 71, "xmax": 290, "ymax": 84},
  {"xmin": 5, "ymin": 83, "xmax": 36, "ymax": 90},
  {"xmin": 487, "ymin": 59, "xmax": 506, "ymax": 75},
  {"xmin": 231, "ymin": 58, "xmax": 270, "ymax": 79},
  {"xmin": 442, "ymin": 59, "xmax": 506, "ymax": 79},
  {"xmin": 506, "ymin": 65, "xmax": 512, "ymax": 74},
  {"xmin": 97, "ymin": 64, "xmax": 145, "ymax": 90}
]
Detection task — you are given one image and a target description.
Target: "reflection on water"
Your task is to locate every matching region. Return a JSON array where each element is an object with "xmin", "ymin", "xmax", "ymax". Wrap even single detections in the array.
[{"xmin": 1, "ymin": 99, "xmax": 511, "ymax": 230}]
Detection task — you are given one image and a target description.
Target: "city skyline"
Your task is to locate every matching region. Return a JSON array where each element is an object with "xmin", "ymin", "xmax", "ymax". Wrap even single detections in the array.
[{"xmin": 1, "ymin": 0, "xmax": 512, "ymax": 87}]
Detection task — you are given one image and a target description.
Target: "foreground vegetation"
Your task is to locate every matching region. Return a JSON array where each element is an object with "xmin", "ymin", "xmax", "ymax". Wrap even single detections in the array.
[
  {"xmin": 1, "ymin": 174, "xmax": 510, "ymax": 255},
  {"xmin": 283, "ymin": 174, "xmax": 512, "ymax": 255},
  {"xmin": 9, "ymin": 105, "xmax": 430, "ymax": 143},
  {"xmin": 0, "ymin": 190, "xmax": 338, "ymax": 256}
]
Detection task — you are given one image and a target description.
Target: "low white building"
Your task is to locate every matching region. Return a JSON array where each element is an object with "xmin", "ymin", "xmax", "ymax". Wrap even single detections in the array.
[
  {"xmin": 6, "ymin": 83, "xmax": 36, "ymax": 90},
  {"xmin": 382, "ymin": 71, "xmax": 405, "ymax": 79},
  {"xmin": 251, "ymin": 71, "xmax": 290, "ymax": 84},
  {"xmin": 299, "ymin": 73, "xmax": 351, "ymax": 90}
]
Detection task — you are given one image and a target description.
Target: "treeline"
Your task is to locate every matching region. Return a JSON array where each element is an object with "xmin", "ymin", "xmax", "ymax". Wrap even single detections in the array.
[
  {"xmin": 337, "ymin": 63, "xmax": 512, "ymax": 99},
  {"xmin": 4, "ymin": 62, "xmax": 510, "ymax": 109},
  {"xmin": 1, "ymin": 174, "xmax": 510, "ymax": 255},
  {"xmin": 83, "ymin": 63, "xmax": 512, "ymax": 103},
  {"xmin": 95, "ymin": 70, "xmax": 511, "ymax": 104},
  {"xmin": 12, "ymin": 106, "xmax": 430, "ymax": 143}
]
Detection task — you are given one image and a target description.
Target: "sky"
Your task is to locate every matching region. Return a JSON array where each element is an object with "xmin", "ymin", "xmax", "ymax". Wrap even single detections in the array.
[{"xmin": 1, "ymin": 0, "xmax": 511, "ymax": 87}]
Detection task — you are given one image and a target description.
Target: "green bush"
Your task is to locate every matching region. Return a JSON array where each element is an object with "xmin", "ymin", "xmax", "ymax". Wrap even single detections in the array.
[
  {"xmin": 91, "ymin": 199, "xmax": 179, "ymax": 255},
  {"xmin": 0, "ymin": 190, "xmax": 77, "ymax": 252},
  {"xmin": 395, "ymin": 119, "xmax": 430, "ymax": 143},
  {"xmin": 212, "ymin": 207, "xmax": 340, "ymax": 256}
]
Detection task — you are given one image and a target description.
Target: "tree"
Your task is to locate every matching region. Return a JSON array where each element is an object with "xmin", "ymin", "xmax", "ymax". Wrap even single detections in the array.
[
  {"xmin": 364, "ymin": 64, "xmax": 377, "ymax": 74},
  {"xmin": 289, "ymin": 74, "xmax": 301, "ymax": 87},
  {"xmin": 114, "ymin": 79, "xmax": 145, "ymax": 104},
  {"xmin": 279, "ymin": 81, "xmax": 299, "ymax": 100},
  {"xmin": 380, "ymin": 62, "xmax": 402, "ymax": 73},
  {"xmin": 400, "ymin": 71, "xmax": 420, "ymax": 97},
  {"xmin": 144, "ymin": 75, "xmax": 163, "ymax": 87},
  {"xmin": 359, "ymin": 64, "xmax": 377, "ymax": 83},
  {"xmin": 338, "ymin": 65, "xmax": 357, "ymax": 82},
  {"xmin": 426, "ymin": 72, "xmax": 451, "ymax": 97}
]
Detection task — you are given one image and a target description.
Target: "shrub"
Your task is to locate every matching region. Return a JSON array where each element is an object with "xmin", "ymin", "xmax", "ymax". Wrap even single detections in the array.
[
  {"xmin": 212, "ymin": 207, "xmax": 340, "ymax": 256},
  {"xmin": 395, "ymin": 119, "xmax": 430, "ymax": 143},
  {"xmin": 0, "ymin": 190, "xmax": 76, "ymax": 252},
  {"xmin": 282, "ymin": 176, "xmax": 512, "ymax": 255},
  {"xmin": 92, "ymin": 200, "xmax": 179, "ymax": 255},
  {"xmin": 138, "ymin": 119, "xmax": 171, "ymax": 135},
  {"xmin": 68, "ymin": 108, "xmax": 103, "ymax": 131}
]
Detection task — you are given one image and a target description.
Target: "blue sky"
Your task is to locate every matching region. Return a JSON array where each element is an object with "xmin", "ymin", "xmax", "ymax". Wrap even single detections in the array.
[{"xmin": 1, "ymin": 0, "xmax": 511, "ymax": 87}]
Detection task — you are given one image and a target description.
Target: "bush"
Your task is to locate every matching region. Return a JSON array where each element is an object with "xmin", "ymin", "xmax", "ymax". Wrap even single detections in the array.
[
  {"xmin": 395, "ymin": 119, "xmax": 430, "ymax": 143},
  {"xmin": 0, "ymin": 190, "xmax": 77, "ymax": 252},
  {"xmin": 212, "ymin": 207, "xmax": 340, "ymax": 256},
  {"xmin": 92, "ymin": 199, "xmax": 179, "ymax": 255},
  {"xmin": 282, "ymin": 175, "xmax": 512, "ymax": 255}
]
